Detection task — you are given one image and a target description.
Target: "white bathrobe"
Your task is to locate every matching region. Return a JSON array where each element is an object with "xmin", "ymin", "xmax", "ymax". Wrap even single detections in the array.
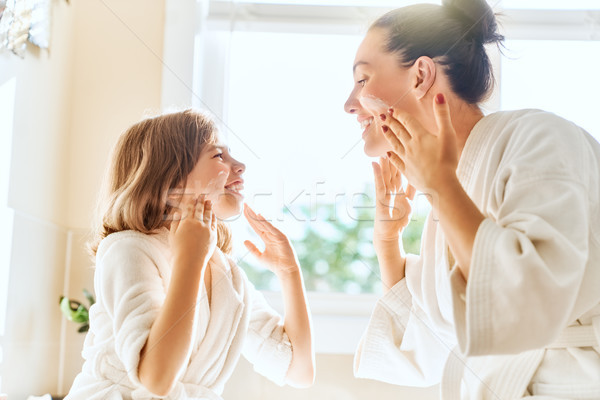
[
  {"xmin": 354, "ymin": 109, "xmax": 600, "ymax": 399},
  {"xmin": 65, "ymin": 228, "xmax": 292, "ymax": 400}
]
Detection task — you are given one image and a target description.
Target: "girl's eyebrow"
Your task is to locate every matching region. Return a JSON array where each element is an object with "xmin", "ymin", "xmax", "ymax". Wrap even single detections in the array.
[{"xmin": 213, "ymin": 144, "xmax": 232, "ymax": 153}]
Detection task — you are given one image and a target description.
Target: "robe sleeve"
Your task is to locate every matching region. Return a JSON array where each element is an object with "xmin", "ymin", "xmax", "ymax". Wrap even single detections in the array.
[
  {"xmin": 241, "ymin": 279, "xmax": 292, "ymax": 386},
  {"xmin": 354, "ymin": 254, "xmax": 451, "ymax": 387},
  {"xmin": 450, "ymin": 175, "xmax": 589, "ymax": 356},
  {"xmin": 96, "ymin": 236, "xmax": 166, "ymax": 391}
]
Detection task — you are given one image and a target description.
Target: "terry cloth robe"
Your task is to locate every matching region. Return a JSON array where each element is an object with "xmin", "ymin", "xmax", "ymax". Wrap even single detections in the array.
[
  {"xmin": 354, "ymin": 109, "xmax": 600, "ymax": 399},
  {"xmin": 65, "ymin": 228, "xmax": 292, "ymax": 400}
]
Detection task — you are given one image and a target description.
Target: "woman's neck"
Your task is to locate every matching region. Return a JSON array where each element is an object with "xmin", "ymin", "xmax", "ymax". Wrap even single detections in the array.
[{"xmin": 450, "ymin": 102, "xmax": 485, "ymax": 158}]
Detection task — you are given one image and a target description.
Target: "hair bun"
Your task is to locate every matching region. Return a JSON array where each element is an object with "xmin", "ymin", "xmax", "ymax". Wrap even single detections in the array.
[{"xmin": 442, "ymin": 0, "xmax": 503, "ymax": 44}]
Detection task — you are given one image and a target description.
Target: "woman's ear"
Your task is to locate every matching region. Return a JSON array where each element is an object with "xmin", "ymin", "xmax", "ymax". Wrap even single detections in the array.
[{"xmin": 412, "ymin": 56, "xmax": 437, "ymax": 100}]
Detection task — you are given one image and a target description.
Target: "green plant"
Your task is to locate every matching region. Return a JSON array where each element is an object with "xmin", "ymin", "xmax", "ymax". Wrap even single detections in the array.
[{"xmin": 59, "ymin": 288, "xmax": 95, "ymax": 333}]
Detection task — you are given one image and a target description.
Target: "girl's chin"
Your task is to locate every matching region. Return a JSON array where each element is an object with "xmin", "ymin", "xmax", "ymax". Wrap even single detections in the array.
[{"xmin": 213, "ymin": 196, "xmax": 244, "ymax": 220}]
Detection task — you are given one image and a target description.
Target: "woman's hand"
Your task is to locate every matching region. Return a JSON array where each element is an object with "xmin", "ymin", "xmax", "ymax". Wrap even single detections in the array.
[
  {"xmin": 372, "ymin": 156, "xmax": 416, "ymax": 251},
  {"xmin": 382, "ymin": 93, "xmax": 459, "ymax": 198},
  {"xmin": 243, "ymin": 204, "xmax": 300, "ymax": 277},
  {"xmin": 169, "ymin": 194, "xmax": 217, "ymax": 268}
]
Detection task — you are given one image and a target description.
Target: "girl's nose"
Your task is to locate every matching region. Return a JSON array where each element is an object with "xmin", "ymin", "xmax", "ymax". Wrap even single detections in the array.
[{"xmin": 233, "ymin": 159, "xmax": 245, "ymax": 174}]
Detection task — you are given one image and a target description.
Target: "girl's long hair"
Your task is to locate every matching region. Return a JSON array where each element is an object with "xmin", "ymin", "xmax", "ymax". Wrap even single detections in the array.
[{"xmin": 88, "ymin": 109, "xmax": 232, "ymax": 256}]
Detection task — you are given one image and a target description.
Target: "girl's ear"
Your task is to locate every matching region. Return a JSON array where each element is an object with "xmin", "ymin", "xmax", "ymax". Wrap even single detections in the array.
[{"xmin": 412, "ymin": 56, "xmax": 437, "ymax": 100}]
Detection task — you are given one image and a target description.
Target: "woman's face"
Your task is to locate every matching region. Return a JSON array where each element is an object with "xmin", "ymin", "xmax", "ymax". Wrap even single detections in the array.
[
  {"xmin": 344, "ymin": 28, "xmax": 420, "ymax": 157},
  {"xmin": 184, "ymin": 134, "xmax": 246, "ymax": 219}
]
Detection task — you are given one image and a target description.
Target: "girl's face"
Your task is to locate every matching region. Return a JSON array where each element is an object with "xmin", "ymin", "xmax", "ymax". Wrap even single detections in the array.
[
  {"xmin": 344, "ymin": 28, "xmax": 421, "ymax": 157},
  {"xmin": 184, "ymin": 136, "xmax": 246, "ymax": 219}
]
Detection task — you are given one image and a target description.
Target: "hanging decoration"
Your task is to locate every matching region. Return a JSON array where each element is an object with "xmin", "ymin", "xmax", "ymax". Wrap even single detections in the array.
[{"xmin": 0, "ymin": 0, "xmax": 52, "ymax": 57}]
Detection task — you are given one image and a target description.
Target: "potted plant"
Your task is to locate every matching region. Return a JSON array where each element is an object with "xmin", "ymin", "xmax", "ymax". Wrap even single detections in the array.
[{"xmin": 59, "ymin": 288, "xmax": 95, "ymax": 333}]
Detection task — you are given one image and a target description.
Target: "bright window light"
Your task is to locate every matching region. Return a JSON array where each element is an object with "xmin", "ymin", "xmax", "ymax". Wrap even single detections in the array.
[{"xmin": 501, "ymin": 40, "xmax": 600, "ymax": 141}]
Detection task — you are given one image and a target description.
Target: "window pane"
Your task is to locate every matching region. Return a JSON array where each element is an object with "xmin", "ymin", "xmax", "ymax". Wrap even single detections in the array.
[
  {"xmin": 500, "ymin": 40, "xmax": 600, "ymax": 142},
  {"xmin": 223, "ymin": 31, "xmax": 427, "ymax": 293}
]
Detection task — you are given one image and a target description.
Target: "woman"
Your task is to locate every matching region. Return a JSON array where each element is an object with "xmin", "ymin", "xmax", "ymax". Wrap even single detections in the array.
[{"xmin": 345, "ymin": 0, "xmax": 600, "ymax": 398}]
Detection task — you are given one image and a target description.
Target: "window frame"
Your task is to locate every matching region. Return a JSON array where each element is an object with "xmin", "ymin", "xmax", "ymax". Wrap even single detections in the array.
[{"xmin": 160, "ymin": 0, "xmax": 600, "ymax": 354}]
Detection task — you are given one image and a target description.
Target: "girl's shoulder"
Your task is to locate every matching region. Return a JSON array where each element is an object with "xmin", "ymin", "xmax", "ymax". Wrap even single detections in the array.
[{"xmin": 96, "ymin": 228, "xmax": 169, "ymax": 263}]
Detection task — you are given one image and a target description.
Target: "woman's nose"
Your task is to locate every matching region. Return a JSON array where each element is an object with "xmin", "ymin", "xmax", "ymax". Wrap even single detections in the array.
[{"xmin": 344, "ymin": 90, "xmax": 360, "ymax": 114}]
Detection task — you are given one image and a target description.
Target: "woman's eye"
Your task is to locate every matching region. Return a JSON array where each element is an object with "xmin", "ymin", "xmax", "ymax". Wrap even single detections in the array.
[
  {"xmin": 214, "ymin": 153, "xmax": 224, "ymax": 159},
  {"xmin": 357, "ymin": 79, "xmax": 366, "ymax": 87}
]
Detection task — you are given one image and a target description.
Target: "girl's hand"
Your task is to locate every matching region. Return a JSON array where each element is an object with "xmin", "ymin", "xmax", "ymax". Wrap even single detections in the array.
[
  {"xmin": 372, "ymin": 157, "xmax": 416, "ymax": 249},
  {"xmin": 169, "ymin": 194, "xmax": 217, "ymax": 268},
  {"xmin": 382, "ymin": 93, "xmax": 459, "ymax": 197},
  {"xmin": 243, "ymin": 204, "xmax": 300, "ymax": 277}
]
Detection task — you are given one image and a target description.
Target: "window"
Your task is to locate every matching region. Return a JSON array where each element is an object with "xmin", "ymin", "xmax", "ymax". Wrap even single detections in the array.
[
  {"xmin": 162, "ymin": 0, "xmax": 600, "ymax": 352},
  {"xmin": 189, "ymin": 1, "xmax": 436, "ymax": 295},
  {"xmin": 500, "ymin": 40, "xmax": 600, "ymax": 141}
]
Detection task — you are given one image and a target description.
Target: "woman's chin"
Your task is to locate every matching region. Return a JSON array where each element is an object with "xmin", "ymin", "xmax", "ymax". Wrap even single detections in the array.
[{"xmin": 363, "ymin": 140, "xmax": 390, "ymax": 158}]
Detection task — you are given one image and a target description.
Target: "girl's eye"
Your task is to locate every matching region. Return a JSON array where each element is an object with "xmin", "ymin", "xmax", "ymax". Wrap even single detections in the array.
[
  {"xmin": 214, "ymin": 153, "xmax": 224, "ymax": 159},
  {"xmin": 357, "ymin": 79, "xmax": 366, "ymax": 87}
]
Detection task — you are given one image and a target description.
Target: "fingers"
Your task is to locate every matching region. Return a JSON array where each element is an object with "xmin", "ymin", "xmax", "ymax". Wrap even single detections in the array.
[
  {"xmin": 170, "ymin": 212, "xmax": 181, "ymax": 233},
  {"xmin": 382, "ymin": 125, "xmax": 406, "ymax": 156},
  {"xmin": 372, "ymin": 162, "xmax": 385, "ymax": 198},
  {"xmin": 386, "ymin": 151, "xmax": 405, "ymax": 173},
  {"xmin": 244, "ymin": 240, "xmax": 262, "ymax": 258},
  {"xmin": 211, "ymin": 212, "xmax": 216, "ymax": 230},
  {"xmin": 433, "ymin": 93, "xmax": 453, "ymax": 135},
  {"xmin": 203, "ymin": 199, "xmax": 213, "ymax": 223},
  {"xmin": 380, "ymin": 156, "xmax": 391, "ymax": 184},
  {"xmin": 192, "ymin": 194, "xmax": 204, "ymax": 220},
  {"xmin": 384, "ymin": 109, "xmax": 412, "ymax": 144},
  {"xmin": 243, "ymin": 204, "xmax": 268, "ymax": 236},
  {"xmin": 406, "ymin": 184, "xmax": 417, "ymax": 201},
  {"xmin": 244, "ymin": 204, "xmax": 283, "ymax": 237}
]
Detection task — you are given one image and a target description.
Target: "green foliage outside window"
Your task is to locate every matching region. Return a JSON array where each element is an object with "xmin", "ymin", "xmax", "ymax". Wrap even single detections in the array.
[{"xmin": 240, "ymin": 187, "xmax": 427, "ymax": 294}]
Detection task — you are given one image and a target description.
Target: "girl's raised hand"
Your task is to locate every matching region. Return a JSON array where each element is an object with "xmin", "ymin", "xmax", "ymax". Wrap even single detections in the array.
[
  {"xmin": 382, "ymin": 93, "xmax": 459, "ymax": 197},
  {"xmin": 169, "ymin": 194, "xmax": 217, "ymax": 268},
  {"xmin": 372, "ymin": 157, "xmax": 416, "ymax": 249},
  {"xmin": 243, "ymin": 204, "xmax": 300, "ymax": 277}
]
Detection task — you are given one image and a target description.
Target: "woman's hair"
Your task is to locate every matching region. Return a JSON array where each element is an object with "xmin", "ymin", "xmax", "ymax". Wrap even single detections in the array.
[
  {"xmin": 89, "ymin": 109, "xmax": 232, "ymax": 256},
  {"xmin": 371, "ymin": 0, "xmax": 504, "ymax": 104}
]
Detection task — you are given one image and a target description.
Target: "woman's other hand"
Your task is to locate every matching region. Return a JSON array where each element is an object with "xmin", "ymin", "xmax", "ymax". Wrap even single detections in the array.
[{"xmin": 372, "ymin": 157, "xmax": 416, "ymax": 251}]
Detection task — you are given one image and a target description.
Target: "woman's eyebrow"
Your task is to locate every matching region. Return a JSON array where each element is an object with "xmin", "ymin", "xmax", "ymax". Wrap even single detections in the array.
[{"xmin": 353, "ymin": 60, "xmax": 369, "ymax": 73}]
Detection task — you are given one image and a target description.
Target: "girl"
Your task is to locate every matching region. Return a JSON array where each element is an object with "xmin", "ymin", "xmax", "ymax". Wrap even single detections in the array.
[
  {"xmin": 65, "ymin": 110, "xmax": 315, "ymax": 399},
  {"xmin": 345, "ymin": 0, "xmax": 600, "ymax": 398}
]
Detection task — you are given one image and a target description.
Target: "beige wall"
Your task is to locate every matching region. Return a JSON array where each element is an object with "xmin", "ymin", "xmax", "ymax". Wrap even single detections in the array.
[
  {"xmin": 0, "ymin": 0, "xmax": 439, "ymax": 398},
  {"xmin": 0, "ymin": 0, "xmax": 165, "ymax": 397},
  {"xmin": 0, "ymin": 0, "xmax": 75, "ymax": 397}
]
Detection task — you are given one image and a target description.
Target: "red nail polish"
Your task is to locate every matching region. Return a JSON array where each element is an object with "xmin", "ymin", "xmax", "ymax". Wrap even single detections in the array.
[
  {"xmin": 388, "ymin": 108, "xmax": 394, "ymax": 115},
  {"xmin": 380, "ymin": 114, "xmax": 386, "ymax": 121},
  {"xmin": 382, "ymin": 125, "xmax": 389, "ymax": 133},
  {"xmin": 435, "ymin": 93, "xmax": 445, "ymax": 104},
  {"xmin": 387, "ymin": 151, "xmax": 392, "ymax": 158}
]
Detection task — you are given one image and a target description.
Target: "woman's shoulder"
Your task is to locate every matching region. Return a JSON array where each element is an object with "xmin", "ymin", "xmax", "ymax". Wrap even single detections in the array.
[{"xmin": 486, "ymin": 109, "xmax": 586, "ymax": 139}]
